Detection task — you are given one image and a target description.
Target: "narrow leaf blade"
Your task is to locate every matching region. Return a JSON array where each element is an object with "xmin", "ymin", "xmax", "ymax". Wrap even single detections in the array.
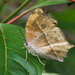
[{"xmin": 29, "ymin": 0, "xmax": 71, "ymax": 9}]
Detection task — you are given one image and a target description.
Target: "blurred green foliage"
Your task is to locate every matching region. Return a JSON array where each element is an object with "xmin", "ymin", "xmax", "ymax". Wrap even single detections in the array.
[
  {"xmin": 0, "ymin": 0, "xmax": 75, "ymax": 75},
  {"xmin": 51, "ymin": 9, "xmax": 75, "ymax": 34}
]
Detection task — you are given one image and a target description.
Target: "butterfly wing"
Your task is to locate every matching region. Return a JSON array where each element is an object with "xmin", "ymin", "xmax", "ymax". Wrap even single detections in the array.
[
  {"xmin": 25, "ymin": 8, "xmax": 74, "ymax": 62},
  {"xmin": 44, "ymin": 27, "xmax": 74, "ymax": 62},
  {"xmin": 25, "ymin": 8, "xmax": 57, "ymax": 43}
]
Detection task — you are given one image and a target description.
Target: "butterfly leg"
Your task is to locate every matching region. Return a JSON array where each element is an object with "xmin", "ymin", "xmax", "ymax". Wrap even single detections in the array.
[
  {"xmin": 21, "ymin": 42, "xmax": 27, "ymax": 49},
  {"xmin": 21, "ymin": 47, "xmax": 25, "ymax": 49},
  {"xmin": 36, "ymin": 55, "xmax": 45, "ymax": 65},
  {"xmin": 24, "ymin": 50, "xmax": 28, "ymax": 62},
  {"xmin": 33, "ymin": 54, "xmax": 45, "ymax": 65}
]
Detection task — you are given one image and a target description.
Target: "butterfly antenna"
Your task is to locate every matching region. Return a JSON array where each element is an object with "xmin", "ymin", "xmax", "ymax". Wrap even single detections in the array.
[{"xmin": 18, "ymin": 26, "xmax": 25, "ymax": 40}]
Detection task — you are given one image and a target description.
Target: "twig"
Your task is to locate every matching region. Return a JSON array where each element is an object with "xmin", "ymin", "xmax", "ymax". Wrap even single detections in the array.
[{"xmin": 1, "ymin": 0, "xmax": 31, "ymax": 23}]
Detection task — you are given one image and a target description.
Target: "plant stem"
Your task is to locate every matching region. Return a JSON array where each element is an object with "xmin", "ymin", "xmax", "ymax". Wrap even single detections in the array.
[
  {"xmin": 7, "ymin": 9, "xmax": 32, "ymax": 24},
  {"xmin": 1, "ymin": 0, "xmax": 31, "ymax": 23}
]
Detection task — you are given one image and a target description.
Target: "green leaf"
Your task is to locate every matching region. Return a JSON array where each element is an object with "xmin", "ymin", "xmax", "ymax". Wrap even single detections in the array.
[
  {"xmin": 42, "ymin": 71, "xmax": 60, "ymax": 75},
  {"xmin": 0, "ymin": 26, "xmax": 5, "ymax": 75},
  {"xmin": 29, "ymin": 0, "xmax": 71, "ymax": 9},
  {"xmin": 0, "ymin": 23, "xmax": 45, "ymax": 75}
]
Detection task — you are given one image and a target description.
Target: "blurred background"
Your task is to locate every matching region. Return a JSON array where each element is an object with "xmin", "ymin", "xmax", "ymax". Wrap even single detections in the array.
[{"xmin": 0, "ymin": 0, "xmax": 75, "ymax": 75}]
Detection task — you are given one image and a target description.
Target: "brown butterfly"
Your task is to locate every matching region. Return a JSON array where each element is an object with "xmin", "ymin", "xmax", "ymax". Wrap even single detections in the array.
[{"xmin": 24, "ymin": 8, "xmax": 74, "ymax": 65}]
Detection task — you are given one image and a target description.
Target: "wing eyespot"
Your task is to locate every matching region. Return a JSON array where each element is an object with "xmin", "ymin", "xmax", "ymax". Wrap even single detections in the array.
[{"xmin": 41, "ymin": 24, "xmax": 46, "ymax": 28}]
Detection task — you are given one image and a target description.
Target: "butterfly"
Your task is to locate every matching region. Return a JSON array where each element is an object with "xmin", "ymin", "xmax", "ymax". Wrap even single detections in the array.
[{"xmin": 24, "ymin": 8, "xmax": 74, "ymax": 65}]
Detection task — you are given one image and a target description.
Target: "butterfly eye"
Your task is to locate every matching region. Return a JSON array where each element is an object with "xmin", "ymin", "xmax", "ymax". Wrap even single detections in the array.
[{"xmin": 41, "ymin": 24, "xmax": 46, "ymax": 28}]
